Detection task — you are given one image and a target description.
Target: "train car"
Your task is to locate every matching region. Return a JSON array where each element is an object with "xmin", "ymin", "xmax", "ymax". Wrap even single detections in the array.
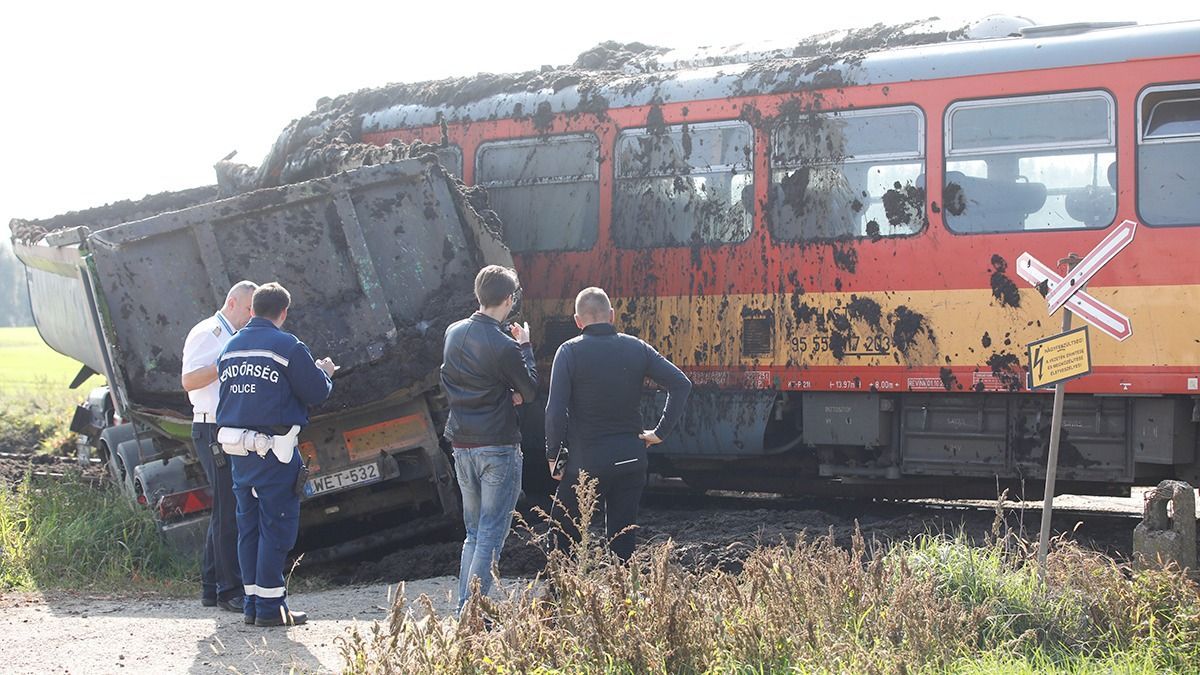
[{"xmin": 351, "ymin": 20, "xmax": 1200, "ymax": 498}]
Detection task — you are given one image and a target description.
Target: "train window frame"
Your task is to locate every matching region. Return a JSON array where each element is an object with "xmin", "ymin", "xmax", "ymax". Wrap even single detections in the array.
[
  {"xmin": 475, "ymin": 133, "xmax": 601, "ymax": 252},
  {"xmin": 612, "ymin": 119, "xmax": 755, "ymax": 249},
  {"xmin": 942, "ymin": 90, "xmax": 1118, "ymax": 234},
  {"xmin": 434, "ymin": 144, "xmax": 463, "ymax": 178},
  {"xmin": 1136, "ymin": 82, "xmax": 1200, "ymax": 228},
  {"xmin": 767, "ymin": 104, "xmax": 927, "ymax": 243}
]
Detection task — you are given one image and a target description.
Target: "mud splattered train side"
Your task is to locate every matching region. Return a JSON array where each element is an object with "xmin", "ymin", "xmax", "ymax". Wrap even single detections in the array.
[{"xmin": 352, "ymin": 20, "xmax": 1199, "ymax": 497}]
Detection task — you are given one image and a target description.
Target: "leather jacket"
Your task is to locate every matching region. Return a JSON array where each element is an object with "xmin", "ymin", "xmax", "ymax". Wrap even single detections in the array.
[{"xmin": 440, "ymin": 312, "xmax": 537, "ymax": 447}]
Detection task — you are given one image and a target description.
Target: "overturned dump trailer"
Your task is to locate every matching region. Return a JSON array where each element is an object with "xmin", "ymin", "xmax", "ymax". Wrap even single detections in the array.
[{"xmin": 12, "ymin": 157, "xmax": 510, "ymax": 557}]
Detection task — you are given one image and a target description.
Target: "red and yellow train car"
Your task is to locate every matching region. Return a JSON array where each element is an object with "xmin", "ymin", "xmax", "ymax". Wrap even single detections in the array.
[{"xmin": 358, "ymin": 20, "xmax": 1200, "ymax": 497}]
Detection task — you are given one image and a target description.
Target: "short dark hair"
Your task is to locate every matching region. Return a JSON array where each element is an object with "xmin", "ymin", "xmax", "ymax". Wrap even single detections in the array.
[
  {"xmin": 252, "ymin": 282, "xmax": 291, "ymax": 319},
  {"xmin": 474, "ymin": 265, "xmax": 519, "ymax": 309}
]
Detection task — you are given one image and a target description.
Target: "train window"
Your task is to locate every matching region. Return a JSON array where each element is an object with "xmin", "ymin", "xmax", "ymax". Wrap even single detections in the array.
[
  {"xmin": 1138, "ymin": 85, "xmax": 1200, "ymax": 226},
  {"xmin": 613, "ymin": 121, "xmax": 753, "ymax": 248},
  {"xmin": 944, "ymin": 92, "xmax": 1116, "ymax": 232},
  {"xmin": 476, "ymin": 135, "xmax": 600, "ymax": 251},
  {"xmin": 768, "ymin": 107, "xmax": 925, "ymax": 241},
  {"xmin": 434, "ymin": 145, "xmax": 463, "ymax": 178}
]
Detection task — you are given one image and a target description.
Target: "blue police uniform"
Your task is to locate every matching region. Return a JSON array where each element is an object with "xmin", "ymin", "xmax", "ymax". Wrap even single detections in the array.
[{"xmin": 216, "ymin": 316, "xmax": 331, "ymax": 625}]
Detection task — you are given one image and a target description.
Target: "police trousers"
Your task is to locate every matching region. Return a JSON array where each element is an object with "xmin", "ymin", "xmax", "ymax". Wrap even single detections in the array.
[
  {"xmin": 230, "ymin": 450, "xmax": 302, "ymax": 622},
  {"xmin": 193, "ymin": 422, "xmax": 241, "ymax": 600}
]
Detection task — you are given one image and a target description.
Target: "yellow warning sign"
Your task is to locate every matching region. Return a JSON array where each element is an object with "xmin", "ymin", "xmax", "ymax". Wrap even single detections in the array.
[{"xmin": 1027, "ymin": 326, "xmax": 1092, "ymax": 390}]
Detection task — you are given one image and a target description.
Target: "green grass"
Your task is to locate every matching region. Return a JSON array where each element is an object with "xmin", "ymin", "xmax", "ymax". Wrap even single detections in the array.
[
  {"xmin": 0, "ymin": 326, "xmax": 104, "ymax": 454},
  {"xmin": 0, "ymin": 326, "xmax": 101, "ymax": 393},
  {"xmin": 0, "ymin": 472, "xmax": 198, "ymax": 593}
]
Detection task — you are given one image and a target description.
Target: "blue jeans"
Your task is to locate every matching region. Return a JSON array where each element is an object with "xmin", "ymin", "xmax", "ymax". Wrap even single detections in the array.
[{"xmin": 453, "ymin": 444, "xmax": 522, "ymax": 614}]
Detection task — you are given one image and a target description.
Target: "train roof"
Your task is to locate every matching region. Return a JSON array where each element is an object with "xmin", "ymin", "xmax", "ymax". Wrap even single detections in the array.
[{"xmin": 359, "ymin": 19, "xmax": 1200, "ymax": 132}]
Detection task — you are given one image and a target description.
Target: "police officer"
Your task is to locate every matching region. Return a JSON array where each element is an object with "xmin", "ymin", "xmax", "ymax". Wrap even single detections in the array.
[
  {"xmin": 216, "ymin": 282, "xmax": 335, "ymax": 627},
  {"xmin": 545, "ymin": 287, "xmax": 691, "ymax": 562},
  {"xmin": 181, "ymin": 280, "xmax": 256, "ymax": 612}
]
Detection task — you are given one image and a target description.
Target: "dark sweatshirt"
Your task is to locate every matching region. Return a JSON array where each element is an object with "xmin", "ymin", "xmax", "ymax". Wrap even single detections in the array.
[{"xmin": 544, "ymin": 323, "xmax": 691, "ymax": 461}]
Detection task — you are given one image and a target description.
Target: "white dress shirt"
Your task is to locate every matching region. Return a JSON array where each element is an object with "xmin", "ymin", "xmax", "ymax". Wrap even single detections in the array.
[{"xmin": 181, "ymin": 311, "xmax": 237, "ymax": 418}]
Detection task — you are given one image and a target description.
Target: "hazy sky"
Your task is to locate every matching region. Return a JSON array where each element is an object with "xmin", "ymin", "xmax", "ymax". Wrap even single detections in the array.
[{"xmin": 1, "ymin": 1, "xmax": 1194, "ymax": 233}]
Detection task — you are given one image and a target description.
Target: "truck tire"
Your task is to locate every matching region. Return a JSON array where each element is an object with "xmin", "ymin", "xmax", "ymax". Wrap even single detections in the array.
[
  {"xmin": 113, "ymin": 437, "xmax": 164, "ymax": 500},
  {"xmin": 98, "ymin": 424, "xmax": 136, "ymax": 487}
]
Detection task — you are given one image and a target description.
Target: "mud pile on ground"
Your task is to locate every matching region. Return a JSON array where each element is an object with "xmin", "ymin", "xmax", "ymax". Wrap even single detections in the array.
[
  {"xmin": 315, "ymin": 496, "xmax": 1133, "ymax": 584},
  {"xmin": 9, "ymin": 185, "xmax": 219, "ymax": 244},
  {"xmin": 0, "ymin": 452, "xmax": 107, "ymax": 488}
]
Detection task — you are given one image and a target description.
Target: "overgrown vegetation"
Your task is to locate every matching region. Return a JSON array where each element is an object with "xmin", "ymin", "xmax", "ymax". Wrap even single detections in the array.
[
  {"xmin": 0, "ymin": 472, "xmax": 197, "ymax": 592},
  {"xmin": 341, "ymin": 477, "xmax": 1200, "ymax": 674}
]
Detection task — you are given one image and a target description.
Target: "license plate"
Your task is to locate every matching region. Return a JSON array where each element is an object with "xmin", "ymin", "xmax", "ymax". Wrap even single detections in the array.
[{"xmin": 304, "ymin": 462, "xmax": 381, "ymax": 497}]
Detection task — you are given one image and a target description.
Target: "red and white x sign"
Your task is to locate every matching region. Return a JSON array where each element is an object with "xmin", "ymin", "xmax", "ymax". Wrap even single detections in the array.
[
  {"xmin": 1043, "ymin": 219, "xmax": 1137, "ymax": 313},
  {"xmin": 1016, "ymin": 252, "xmax": 1133, "ymax": 342}
]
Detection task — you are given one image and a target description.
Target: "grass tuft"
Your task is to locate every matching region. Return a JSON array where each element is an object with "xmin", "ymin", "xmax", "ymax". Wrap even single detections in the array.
[{"xmin": 0, "ymin": 471, "xmax": 197, "ymax": 593}]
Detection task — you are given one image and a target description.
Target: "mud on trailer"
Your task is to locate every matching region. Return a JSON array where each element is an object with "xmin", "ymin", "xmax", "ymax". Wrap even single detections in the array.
[{"xmin": 11, "ymin": 158, "xmax": 510, "ymax": 559}]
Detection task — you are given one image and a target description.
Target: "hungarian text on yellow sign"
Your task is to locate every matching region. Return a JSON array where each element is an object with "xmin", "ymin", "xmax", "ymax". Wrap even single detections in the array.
[{"xmin": 1027, "ymin": 326, "xmax": 1092, "ymax": 390}]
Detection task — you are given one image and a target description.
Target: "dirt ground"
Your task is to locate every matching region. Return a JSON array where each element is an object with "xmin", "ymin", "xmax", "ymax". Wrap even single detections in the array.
[{"xmin": 0, "ymin": 578, "xmax": 461, "ymax": 674}]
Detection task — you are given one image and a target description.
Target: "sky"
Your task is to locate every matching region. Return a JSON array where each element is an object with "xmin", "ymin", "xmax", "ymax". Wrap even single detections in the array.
[{"xmin": 0, "ymin": 0, "xmax": 1194, "ymax": 235}]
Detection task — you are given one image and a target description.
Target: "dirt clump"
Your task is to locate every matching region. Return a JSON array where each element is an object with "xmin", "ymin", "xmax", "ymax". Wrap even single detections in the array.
[{"xmin": 10, "ymin": 186, "xmax": 219, "ymax": 244}]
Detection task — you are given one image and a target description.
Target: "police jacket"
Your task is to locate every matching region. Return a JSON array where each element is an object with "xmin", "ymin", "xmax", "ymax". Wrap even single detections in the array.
[
  {"xmin": 544, "ymin": 323, "xmax": 691, "ymax": 462},
  {"xmin": 440, "ymin": 312, "xmax": 538, "ymax": 447},
  {"xmin": 215, "ymin": 317, "xmax": 332, "ymax": 433}
]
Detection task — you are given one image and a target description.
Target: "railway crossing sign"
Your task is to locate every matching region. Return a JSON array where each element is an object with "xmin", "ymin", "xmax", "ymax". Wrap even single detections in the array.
[
  {"xmin": 1016, "ymin": 220, "xmax": 1139, "ymax": 586},
  {"xmin": 1043, "ymin": 219, "xmax": 1137, "ymax": 314},
  {"xmin": 1015, "ymin": 252, "xmax": 1133, "ymax": 341},
  {"xmin": 1027, "ymin": 326, "xmax": 1092, "ymax": 389}
]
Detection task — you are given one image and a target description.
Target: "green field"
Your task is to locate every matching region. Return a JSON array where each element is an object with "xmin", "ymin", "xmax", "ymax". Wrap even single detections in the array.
[{"xmin": 0, "ymin": 326, "xmax": 102, "ymax": 393}]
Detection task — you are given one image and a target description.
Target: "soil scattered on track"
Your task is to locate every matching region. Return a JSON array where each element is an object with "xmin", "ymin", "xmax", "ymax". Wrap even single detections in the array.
[{"xmin": 308, "ymin": 495, "xmax": 1137, "ymax": 584}]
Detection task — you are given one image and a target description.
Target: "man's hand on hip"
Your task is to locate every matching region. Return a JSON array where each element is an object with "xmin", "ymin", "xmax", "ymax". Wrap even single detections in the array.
[{"xmin": 638, "ymin": 430, "xmax": 663, "ymax": 447}]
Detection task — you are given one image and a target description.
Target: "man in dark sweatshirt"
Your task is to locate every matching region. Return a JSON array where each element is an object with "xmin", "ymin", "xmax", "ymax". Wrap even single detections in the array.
[
  {"xmin": 545, "ymin": 286, "xmax": 691, "ymax": 561},
  {"xmin": 440, "ymin": 265, "xmax": 537, "ymax": 615}
]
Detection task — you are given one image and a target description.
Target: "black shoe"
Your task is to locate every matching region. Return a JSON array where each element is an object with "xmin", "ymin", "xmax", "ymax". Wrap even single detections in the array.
[
  {"xmin": 217, "ymin": 596, "xmax": 244, "ymax": 613},
  {"xmin": 255, "ymin": 609, "xmax": 307, "ymax": 627},
  {"xmin": 201, "ymin": 596, "xmax": 218, "ymax": 608},
  {"xmin": 243, "ymin": 614, "xmax": 255, "ymax": 625}
]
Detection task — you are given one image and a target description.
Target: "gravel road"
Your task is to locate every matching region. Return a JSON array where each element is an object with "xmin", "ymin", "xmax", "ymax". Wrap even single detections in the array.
[{"xmin": 0, "ymin": 577, "xmax": 459, "ymax": 674}]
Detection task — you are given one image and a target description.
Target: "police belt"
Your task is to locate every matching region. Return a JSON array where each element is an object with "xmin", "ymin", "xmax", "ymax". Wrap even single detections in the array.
[{"xmin": 217, "ymin": 425, "xmax": 301, "ymax": 464}]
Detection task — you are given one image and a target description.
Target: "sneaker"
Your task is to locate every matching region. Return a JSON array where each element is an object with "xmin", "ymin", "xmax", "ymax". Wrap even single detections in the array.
[
  {"xmin": 216, "ymin": 596, "xmax": 244, "ymax": 613},
  {"xmin": 255, "ymin": 609, "xmax": 307, "ymax": 627}
]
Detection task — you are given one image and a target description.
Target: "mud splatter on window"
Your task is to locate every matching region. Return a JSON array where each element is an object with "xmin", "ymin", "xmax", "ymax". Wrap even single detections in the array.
[
  {"xmin": 613, "ymin": 121, "xmax": 753, "ymax": 247},
  {"xmin": 944, "ymin": 92, "xmax": 1115, "ymax": 232},
  {"xmin": 768, "ymin": 106, "xmax": 924, "ymax": 241},
  {"xmin": 476, "ymin": 134, "xmax": 600, "ymax": 251},
  {"xmin": 1138, "ymin": 85, "xmax": 1200, "ymax": 226}
]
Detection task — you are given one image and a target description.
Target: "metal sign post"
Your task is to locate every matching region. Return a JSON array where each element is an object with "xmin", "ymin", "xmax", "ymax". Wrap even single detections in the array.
[{"xmin": 1036, "ymin": 254, "xmax": 1081, "ymax": 585}]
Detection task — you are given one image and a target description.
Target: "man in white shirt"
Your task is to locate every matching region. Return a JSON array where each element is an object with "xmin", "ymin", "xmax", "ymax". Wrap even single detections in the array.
[{"xmin": 182, "ymin": 280, "xmax": 257, "ymax": 611}]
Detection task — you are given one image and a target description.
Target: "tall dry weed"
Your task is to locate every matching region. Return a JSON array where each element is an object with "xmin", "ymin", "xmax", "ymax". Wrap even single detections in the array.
[{"xmin": 339, "ymin": 477, "xmax": 1200, "ymax": 674}]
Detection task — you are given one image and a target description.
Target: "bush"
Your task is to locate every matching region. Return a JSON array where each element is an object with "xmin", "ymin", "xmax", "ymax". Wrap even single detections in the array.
[
  {"xmin": 341, "ymin": 476, "xmax": 1200, "ymax": 674},
  {"xmin": 0, "ymin": 471, "xmax": 197, "ymax": 592}
]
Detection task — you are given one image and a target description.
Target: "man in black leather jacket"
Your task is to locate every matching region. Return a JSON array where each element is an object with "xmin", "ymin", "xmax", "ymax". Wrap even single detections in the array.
[{"xmin": 440, "ymin": 265, "xmax": 537, "ymax": 615}]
